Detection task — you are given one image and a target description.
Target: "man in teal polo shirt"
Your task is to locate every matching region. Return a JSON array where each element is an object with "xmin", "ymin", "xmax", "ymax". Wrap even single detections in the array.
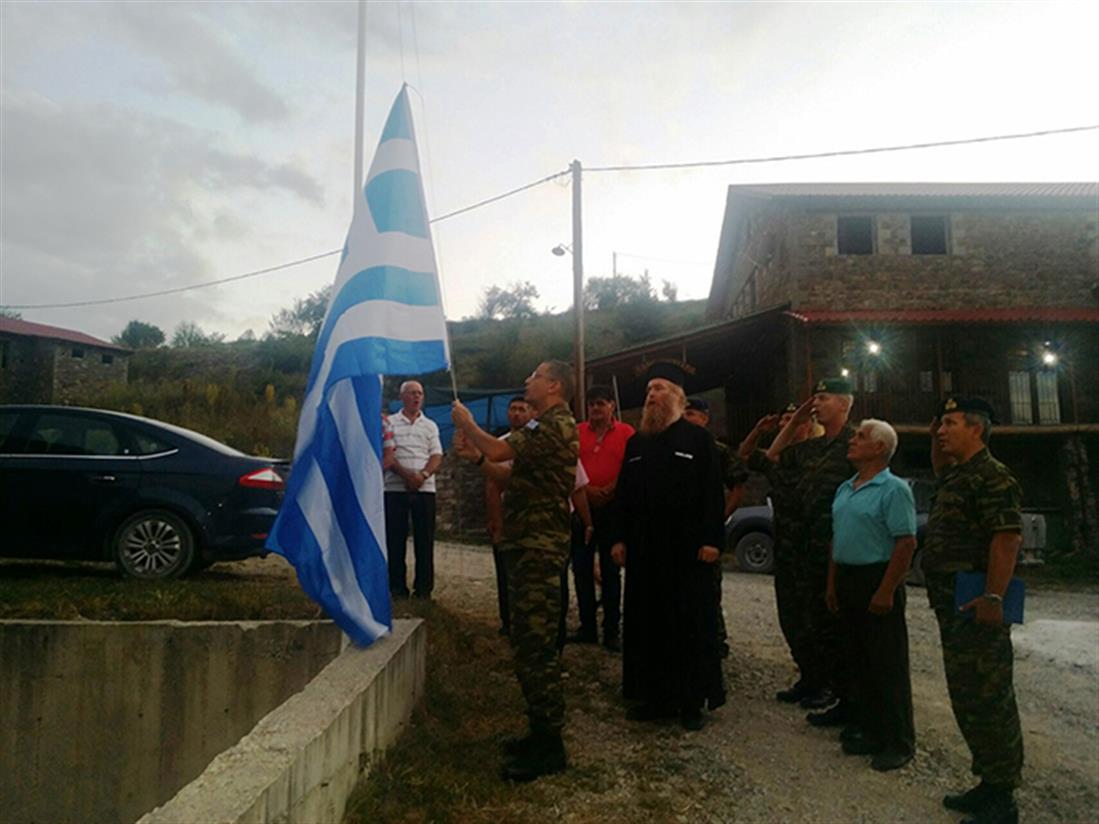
[{"xmin": 826, "ymin": 418, "xmax": 918, "ymax": 772}]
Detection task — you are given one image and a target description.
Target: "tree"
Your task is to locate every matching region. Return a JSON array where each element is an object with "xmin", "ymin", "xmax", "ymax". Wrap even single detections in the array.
[
  {"xmin": 0, "ymin": 306, "xmax": 21, "ymax": 319},
  {"xmin": 171, "ymin": 321, "xmax": 225, "ymax": 348},
  {"xmin": 583, "ymin": 273, "xmax": 656, "ymax": 311},
  {"xmin": 268, "ymin": 285, "xmax": 331, "ymax": 339},
  {"xmin": 661, "ymin": 279, "xmax": 678, "ymax": 303},
  {"xmin": 477, "ymin": 281, "xmax": 540, "ymax": 320},
  {"xmin": 114, "ymin": 320, "xmax": 165, "ymax": 349}
]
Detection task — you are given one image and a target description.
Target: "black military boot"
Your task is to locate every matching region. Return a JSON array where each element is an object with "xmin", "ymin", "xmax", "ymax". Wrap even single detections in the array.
[
  {"xmin": 943, "ymin": 782, "xmax": 992, "ymax": 813},
  {"xmin": 501, "ymin": 731, "xmax": 567, "ymax": 782},
  {"xmin": 960, "ymin": 786, "xmax": 1018, "ymax": 824}
]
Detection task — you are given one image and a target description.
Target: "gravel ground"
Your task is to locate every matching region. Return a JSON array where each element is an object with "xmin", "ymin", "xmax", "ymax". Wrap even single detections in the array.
[{"xmin": 245, "ymin": 544, "xmax": 1099, "ymax": 823}]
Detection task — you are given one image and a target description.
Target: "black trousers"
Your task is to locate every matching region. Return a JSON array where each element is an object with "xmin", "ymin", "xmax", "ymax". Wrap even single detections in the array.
[
  {"xmin": 836, "ymin": 562, "xmax": 915, "ymax": 755},
  {"xmin": 385, "ymin": 491, "xmax": 436, "ymax": 597},
  {"xmin": 569, "ymin": 508, "xmax": 621, "ymax": 641}
]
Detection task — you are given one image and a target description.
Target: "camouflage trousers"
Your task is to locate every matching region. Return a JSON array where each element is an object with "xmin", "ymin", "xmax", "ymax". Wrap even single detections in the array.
[
  {"xmin": 501, "ymin": 543, "xmax": 569, "ymax": 735},
  {"xmin": 793, "ymin": 538, "xmax": 845, "ymax": 693},
  {"xmin": 929, "ymin": 573, "xmax": 1024, "ymax": 787},
  {"xmin": 772, "ymin": 536, "xmax": 810, "ymax": 677}
]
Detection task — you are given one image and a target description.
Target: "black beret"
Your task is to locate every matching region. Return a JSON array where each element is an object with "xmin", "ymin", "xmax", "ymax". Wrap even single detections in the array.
[
  {"xmin": 938, "ymin": 396, "xmax": 998, "ymax": 424},
  {"xmin": 644, "ymin": 360, "xmax": 690, "ymax": 387},
  {"xmin": 686, "ymin": 396, "xmax": 709, "ymax": 412},
  {"xmin": 814, "ymin": 377, "xmax": 854, "ymax": 395},
  {"xmin": 783, "ymin": 402, "xmax": 799, "ymax": 413}
]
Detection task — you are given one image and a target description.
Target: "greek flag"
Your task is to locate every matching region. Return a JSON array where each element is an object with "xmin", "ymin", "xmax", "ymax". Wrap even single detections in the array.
[{"xmin": 267, "ymin": 87, "xmax": 450, "ymax": 646}]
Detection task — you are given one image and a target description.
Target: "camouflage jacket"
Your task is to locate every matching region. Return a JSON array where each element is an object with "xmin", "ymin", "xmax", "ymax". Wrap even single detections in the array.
[
  {"xmin": 746, "ymin": 448, "xmax": 801, "ymax": 532},
  {"xmin": 501, "ymin": 402, "xmax": 579, "ymax": 551},
  {"xmin": 922, "ymin": 447, "xmax": 1022, "ymax": 575},
  {"xmin": 780, "ymin": 424, "xmax": 856, "ymax": 547},
  {"xmin": 715, "ymin": 439, "xmax": 750, "ymax": 491}
]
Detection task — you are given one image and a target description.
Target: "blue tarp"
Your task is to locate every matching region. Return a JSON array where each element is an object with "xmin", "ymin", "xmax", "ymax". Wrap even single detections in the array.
[{"xmin": 387, "ymin": 387, "xmax": 522, "ymax": 449}]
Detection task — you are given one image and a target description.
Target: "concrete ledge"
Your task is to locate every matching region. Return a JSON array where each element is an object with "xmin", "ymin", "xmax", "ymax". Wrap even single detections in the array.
[{"xmin": 139, "ymin": 618, "xmax": 425, "ymax": 824}]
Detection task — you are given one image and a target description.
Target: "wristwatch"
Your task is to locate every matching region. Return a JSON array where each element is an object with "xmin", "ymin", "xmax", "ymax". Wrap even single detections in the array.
[{"xmin": 982, "ymin": 592, "xmax": 1003, "ymax": 603}]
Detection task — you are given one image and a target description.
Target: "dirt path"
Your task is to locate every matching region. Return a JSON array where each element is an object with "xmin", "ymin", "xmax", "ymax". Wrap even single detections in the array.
[{"xmin": 245, "ymin": 545, "xmax": 1099, "ymax": 823}]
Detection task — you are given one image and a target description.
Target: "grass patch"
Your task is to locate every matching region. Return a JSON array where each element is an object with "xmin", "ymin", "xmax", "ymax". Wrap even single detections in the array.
[
  {"xmin": 0, "ymin": 561, "xmax": 319, "ymax": 621},
  {"xmin": 345, "ymin": 601, "xmax": 556, "ymax": 824}
]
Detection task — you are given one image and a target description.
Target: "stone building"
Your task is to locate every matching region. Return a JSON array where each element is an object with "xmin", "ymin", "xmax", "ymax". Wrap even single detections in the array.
[
  {"xmin": 0, "ymin": 317, "xmax": 131, "ymax": 404},
  {"xmin": 587, "ymin": 183, "xmax": 1099, "ymax": 553}
]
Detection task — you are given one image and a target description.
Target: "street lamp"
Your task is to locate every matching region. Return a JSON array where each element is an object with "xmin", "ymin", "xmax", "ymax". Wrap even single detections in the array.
[
  {"xmin": 551, "ymin": 244, "xmax": 571, "ymax": 257},
  {"xmin": 551, "ymin": 231, "xmax": 585, "ymax": 418},
  {"xmin": 867, "ymin": 340, "xmax": 882, "ymax": 356}
]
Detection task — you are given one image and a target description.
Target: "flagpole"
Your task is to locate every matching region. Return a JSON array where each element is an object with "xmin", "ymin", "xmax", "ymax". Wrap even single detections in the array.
[{"xmin": 353, "ymin": 0, "xmax": 367, "ymax": 210}]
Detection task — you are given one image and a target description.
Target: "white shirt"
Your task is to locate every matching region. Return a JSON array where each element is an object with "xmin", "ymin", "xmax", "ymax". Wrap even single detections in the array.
[{"xmin": 384, "ymin": 410, "xmax": 443, "ymax": 493}]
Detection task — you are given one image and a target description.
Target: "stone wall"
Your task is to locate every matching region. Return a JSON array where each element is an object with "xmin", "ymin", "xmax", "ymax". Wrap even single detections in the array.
[
  {"xmin": 788, "ymin": 209, "xmax": 1098, "ymax": 310},
  {"xmin": 51, "ymin": 341, "xmax": 129, "ymax": 403},
  {"xmin": 0, "ymin": 335, "xmax": 55, "ymax": 403},
  {"xmin": 434, "ymin": 452, "xmax": 490, "ymax": 542},
  {"xmin": 722, "ymin": 205, "xmax": 1099, "ymax": 316}
]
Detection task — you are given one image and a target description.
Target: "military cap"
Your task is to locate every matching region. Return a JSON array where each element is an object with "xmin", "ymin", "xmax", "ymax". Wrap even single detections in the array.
[
  {"xmin": 938, "ymin": 395, "xmax": 998, "ymax": 424},
  {"xmin": 814, "ymin": 376, "xmax": 854, "ymax": 395},
  {"xmin": 686, "ymin": 396, "xmax": 709, "ymax": 412},
  {"xmin": 644, "ymin": 360, "xmax": 690, "ymax": 387},
  {"xmin": 783, "ymin": 402, "xmax": 798, "ymax": 413}
]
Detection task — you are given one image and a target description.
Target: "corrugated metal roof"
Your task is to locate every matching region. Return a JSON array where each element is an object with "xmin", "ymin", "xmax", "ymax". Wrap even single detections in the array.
[
  {"xmin": 730, "ymin": 182, "xmax": 1099, "ymax": 199},
  {"xmin": 0, "ymin": 317, "xmax": 130, "ymax": 351},
  {"xmin": 786, "ymin": 307, "xmax": 1099, "ymax": 324}
]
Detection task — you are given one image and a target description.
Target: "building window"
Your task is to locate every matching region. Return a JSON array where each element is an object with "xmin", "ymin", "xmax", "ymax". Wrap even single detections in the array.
[
  {"xmin": 71, "ymin": 347, "xmax": 84, "ymax": 359},
  {"xmin": 910, "ymin": 215, "xmax": 948, "ymax": 255},
  {"xmin": 1008, "ymin": 371, "xmax": 1032, "ymax": 424},
  {"xmin": 101, "ymin": 354, "xmax": 114, "ymax": 365},
  {"xmin": 1035, "ymin": 371, "xmax": 1061, "ymax": 424},
  {"xmin": 0, "ymin": 340, "xmax": 8, "ymax": 370},
  {"xmin": 837, "ymin": 216, "xmax": 874, "ymax": 255}
]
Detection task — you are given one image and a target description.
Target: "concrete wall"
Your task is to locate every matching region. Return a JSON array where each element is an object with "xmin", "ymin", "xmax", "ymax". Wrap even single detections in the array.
[
  {"xmin": 1, "ymin": 620, "xmax": 342, "ymax": 824},
  {"xmin": 139, "ymin": 619, "xmax": 425, "ymax": 824}
]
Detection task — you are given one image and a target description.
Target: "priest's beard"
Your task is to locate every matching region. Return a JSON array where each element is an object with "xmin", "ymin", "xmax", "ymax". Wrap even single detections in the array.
[{"xmin": 639, "ymin": 397, "xmax": 682, "ymax": 435}]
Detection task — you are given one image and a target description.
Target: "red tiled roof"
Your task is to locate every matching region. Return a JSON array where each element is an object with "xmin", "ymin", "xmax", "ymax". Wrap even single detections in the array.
[
  {"xmin": 786, "ymin": 307, "xmax": 1099, "ymax": 324},
  {"xmin": 0, "ymin": 317, "xmax": 130, "ymax": 352}
]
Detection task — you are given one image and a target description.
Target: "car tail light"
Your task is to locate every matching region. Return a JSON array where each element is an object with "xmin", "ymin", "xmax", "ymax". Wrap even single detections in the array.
[{"xmin": 239, "ymin": 467, "xmax": 286, "ymax": 490}]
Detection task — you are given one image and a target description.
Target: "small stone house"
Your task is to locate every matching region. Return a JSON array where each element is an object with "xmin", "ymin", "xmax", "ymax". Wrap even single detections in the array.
[{"xmin": 0, "ymin": 317, "xmax": 131, "ymax": 404}]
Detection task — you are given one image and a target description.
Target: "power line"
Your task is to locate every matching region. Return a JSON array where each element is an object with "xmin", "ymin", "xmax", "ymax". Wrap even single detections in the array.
[
  {"xmin": 4, "ymin": 170, "xmax": 572, "ymax": 310},
  {"xmin": 6, "ymin": 125, "xmax": 1095, "ymax": 310},
  {"xmin": 586, "ymin": 124, "xmax": 1099, "ymax": 173}
]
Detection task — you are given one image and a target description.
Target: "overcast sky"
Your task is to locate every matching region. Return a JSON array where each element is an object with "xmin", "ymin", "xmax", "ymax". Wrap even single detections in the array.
[{"xmin": 2, "ymin": 1, "xmax": 1097, "ymax": 343}]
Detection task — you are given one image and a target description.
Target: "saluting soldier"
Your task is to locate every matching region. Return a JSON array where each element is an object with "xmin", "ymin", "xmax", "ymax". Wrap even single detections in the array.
[
  {"xmin": 924, "ymin": 397, "xmax": 1024, "ymax": 824},
  {"xmin": 768, "ymin": 378, "xmax": 856, "ymax": 723},
  {"xmin": 451, "ymin": 360, "xmax": 579, "ymax": 782},
  {"xmin": 738, "ymin": 402, "xmax": 816, "ymax": 701}
]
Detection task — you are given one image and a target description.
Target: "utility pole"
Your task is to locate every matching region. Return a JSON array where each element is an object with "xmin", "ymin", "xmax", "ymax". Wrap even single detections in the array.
[
  {"xmin": 353, "ymin": 0, "xmax": 366, "ymax": 211},
  {"xmin": 571, "ymin": 159, "xmax": 585, "ymax": 419}
]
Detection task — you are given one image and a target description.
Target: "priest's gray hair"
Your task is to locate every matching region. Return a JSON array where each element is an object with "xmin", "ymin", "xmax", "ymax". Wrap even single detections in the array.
[{"xmin": 860, "ymin": 418, "xmax": 898, "ymax": 462}]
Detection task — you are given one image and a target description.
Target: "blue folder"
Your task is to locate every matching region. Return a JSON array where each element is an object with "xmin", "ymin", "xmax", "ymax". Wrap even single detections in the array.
[{"xmin": 954, "ymin": 572, "xmax": 1025, "ymax": 625}]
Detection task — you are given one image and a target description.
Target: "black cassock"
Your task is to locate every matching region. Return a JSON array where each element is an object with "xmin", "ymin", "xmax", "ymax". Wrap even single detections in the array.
[{"xmin": 611, "ymin": 417, "xmax": 726, "ymax": 711}]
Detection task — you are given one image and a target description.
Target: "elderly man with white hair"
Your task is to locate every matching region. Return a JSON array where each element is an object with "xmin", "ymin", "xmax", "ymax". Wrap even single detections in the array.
[
  {"xmin": 385, "ymin": 379, "xmax": 444, "ymax": 600},
  {"xmin": 825, "ymin": 418, "xmax": 918, "ymax": 772}
]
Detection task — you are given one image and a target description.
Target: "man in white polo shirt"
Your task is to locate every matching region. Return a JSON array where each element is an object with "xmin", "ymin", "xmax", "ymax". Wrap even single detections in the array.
[{"xmin": 385, "ymin": 380, "xmax": 444, "ymax": 600}]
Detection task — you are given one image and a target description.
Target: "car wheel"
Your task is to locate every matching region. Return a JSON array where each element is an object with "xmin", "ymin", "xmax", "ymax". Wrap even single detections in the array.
[
  {"xmin": 734, "ymin": 531, "xmax": 774, "ymax": 574},
  {"xmin": 113, "ymin": 510, "xmax": 195, "ymax": 580}
]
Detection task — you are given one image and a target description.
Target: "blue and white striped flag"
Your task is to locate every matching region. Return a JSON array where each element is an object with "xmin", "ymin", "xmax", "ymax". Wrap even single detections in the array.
[{"xmin": 267, "ymin": 87, "xmax": 450, "ymax": 646}]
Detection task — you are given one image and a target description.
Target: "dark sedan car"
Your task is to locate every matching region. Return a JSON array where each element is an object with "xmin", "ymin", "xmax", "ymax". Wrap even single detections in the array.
[{"xmin": 0, "ymin": 405, "xmax": 287, "ymax": 579}]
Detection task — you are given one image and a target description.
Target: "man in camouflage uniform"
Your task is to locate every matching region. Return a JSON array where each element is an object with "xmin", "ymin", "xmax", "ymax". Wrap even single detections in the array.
[
  {"xmin": 738, "ymin": 403, "xmax": 816, "ymax": 701},
  {"xmin": 924, "ymin": 397, "xmax": 1024, "ymax": 824},
  {"xmin": 452, "ymin": 360, "xmax": 579, "ymax": 782},
  {"xmin": 684, "ymin": 396, "xmax": 748, "ymax": 658},
  {"xmin": 768, "ymin": 378, "xmax": 856, "ymax": 721}
]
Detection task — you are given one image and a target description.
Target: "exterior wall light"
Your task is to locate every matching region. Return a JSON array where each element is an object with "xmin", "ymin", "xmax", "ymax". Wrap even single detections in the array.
[
  {"xmin": 1042, "ymin": 350, "xmax": 1058, "ymax": 366},
  {"xmin": 867, "ymin": 341, "xmax": 882, "ymax": 356}
]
